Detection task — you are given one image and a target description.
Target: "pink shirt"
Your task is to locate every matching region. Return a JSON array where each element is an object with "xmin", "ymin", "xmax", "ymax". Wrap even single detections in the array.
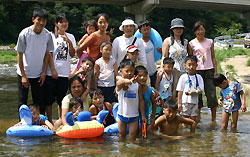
[{"xmin": 189, "ymin": 38, "xmax": 214, "ymax": 70}]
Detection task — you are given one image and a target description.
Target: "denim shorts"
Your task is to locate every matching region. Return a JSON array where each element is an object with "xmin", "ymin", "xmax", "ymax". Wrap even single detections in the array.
[{"xmin": 118, "ymin": 114, "xmax": 139, "ymax": 123}]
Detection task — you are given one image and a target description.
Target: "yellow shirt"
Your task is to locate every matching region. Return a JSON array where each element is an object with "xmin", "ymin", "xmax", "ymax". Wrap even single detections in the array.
[{"xmin": 61, "ymin": 94, "xmax": 91, "ymax": 111}]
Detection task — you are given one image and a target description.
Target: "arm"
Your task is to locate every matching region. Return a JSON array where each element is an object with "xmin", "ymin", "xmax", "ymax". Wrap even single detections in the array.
[
  {"xmin": 94, "ymin": 64, "xmax": 100, "ymax": 89},
  {"xmin": 153, "ymin": 115, "xmax": 165, "ymax": 131},
  {"xmin": 177, "ymin": 91, "xmax": 183, "ymax": 112},
  {"xmin": 62, "ymin": 33, "xmax": 75, "ymax": 57},
  {"xmin": 113, "ymin": 61, "xmax": 118, "ymax": 81},
  {"xmin": 78, "ymin": 34, "xmax": 88, "ymax": 46},
  {"xmin": 77, "ymin": 33, "xmax": 94, "ymax": 58},
  {"xmin": 80, "ymin": 75, "xmax": 90, "ymax": 102},
  {"xmin": 48, "ymin": 52, "xmax": 58, "ymax": 79},
  {"xmin": 155, "ymin": 71, "xmax": 163, "ymax": 90},
  {"xmin": 139, "ymin": 84, "xmax": 146, "ymax": 123},
  {"xmin": 187, "ymin": 43, "xmax": 193, "ymax": 55},
  {"xmin": 179, "ymin": 116, "xmax": 196, "ymax": 133},
  {"xmin": 161, "ymin": 38, "xmax": 170, "ymax": 68},
  {"xmin": 17, "ymin": 52, "xmax": 29, "ymax": 88},
  {"xmin": 44, "ymin": 120, "xmax": 54, "ymax": 130},
  {"xmin": 148, "ymin": 92, "xmax": 157, "ymax": 132},
  {"xmin": 116, "ymin": 76, "xmax": 136, "ymax": 91},
  {"xmin": 38, "ymin": 51, "xmax": 50, "ymax": 86},
  {"xmin": 61, "ymin": 109, "xmax": 68, "ymax": 126},
  {"xmin": 239, "ymin": 90, "xmax": 247, "ymax": 112},
  {"xmin": 211, "ymin": 42, "xmax": 217, "ymax": 75}
]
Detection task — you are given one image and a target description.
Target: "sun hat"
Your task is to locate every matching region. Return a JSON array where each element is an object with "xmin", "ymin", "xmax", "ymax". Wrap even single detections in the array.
[
  {"xmin": 170, "ymin": 18, "xmax": 185, "ymax": 29},
  {"xmin": 126, "ymin": 45, "xmax": 138, "ymax": 53},
  {"xmin": 119, "ymin": 19, "xmax": 138, "ymax": 31}
]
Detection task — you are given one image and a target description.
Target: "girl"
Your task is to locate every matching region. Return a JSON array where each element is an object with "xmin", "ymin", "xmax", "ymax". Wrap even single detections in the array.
[
  {"xmin": 78, "ymin": 19, "xmax": 98, "ymax": 47},
  {"xmin": 189, "ymin": 21, "xmax": 218, "ymax": 122},
  {"xmin": 45, "ymin": 13, "xmax": 77, "ymax": 122},
  {"xmin": 161, "ymin": 18, "xmax": 192, "ymax": 100},
  {"xmin": 77, "ymin": 13, "xmax": 110, "ymax": 61},
  {"xmin": 94, "ymin": 41, "xmax": 118, "ymax": 103},
  {"xmin": 70, "ymin": 57, "xmax": 95, "ymax": 101}
]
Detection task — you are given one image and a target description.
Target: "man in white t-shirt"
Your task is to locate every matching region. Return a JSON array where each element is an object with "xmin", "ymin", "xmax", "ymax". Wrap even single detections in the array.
[{"xmin": 16, "ymin": 8, "xmax": 54, "ymax": 115}]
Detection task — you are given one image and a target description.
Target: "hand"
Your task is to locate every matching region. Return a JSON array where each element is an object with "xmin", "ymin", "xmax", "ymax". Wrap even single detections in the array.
[
  {"xmin": 130, "ymin": 75, "xmax": 138, "ymax": 84},
  {"xmin": 141, "ymin": 116, "xmax": 147, "ymax": 124},
  {"xmin": 21, "ymin": 76, "xmax": 29, "ymax": 88},
  {"xmin": 41, "ymin": 125, "xmax": 49, "ymax": 129},
  {"xmin": 51, "ymin": 69, "xmax": 58, "ymax": 79},
  {"xmin": 178, "ymin": 103, "xmax": 182, "ymax": 113},
  {"xmin": 62, "ymin": 33, "xmax": 70, "ymax": 43},
  {"xmin": 156, "ymin": 47, "xmax": 162, "ymax": 53},
  {"xmin": 108, "ymin": 28, "xmax": 114, "ymax": 35},
  {"xmin": 14, "ymin": 122, "xmax": 22, "ymax": 126},
  {"xmin": 218, "ymin": 98, "xmax": 223, "ymax": 107},
  {"xmin": 241, "ymin": 105, "xmax": 247, "ymax": 112},
  {"xmin": 38, "ymin": 73, "xmax": 46, "ymax": 86}
]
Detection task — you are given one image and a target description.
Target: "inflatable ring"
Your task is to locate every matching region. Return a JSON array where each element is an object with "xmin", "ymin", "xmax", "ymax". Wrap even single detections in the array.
[
  {"xmin": 134, "ymin": 28, "xmax": 163, "ymax": 62},
  {"xmin": 56, "ymin": 110, "xmax": 109, "ymax": 139}
]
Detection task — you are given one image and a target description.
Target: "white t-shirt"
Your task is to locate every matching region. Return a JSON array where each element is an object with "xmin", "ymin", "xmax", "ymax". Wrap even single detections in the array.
[
  {"xmin": 95, "ymin": 57, "xmax": 116, "ymax": 87},
  {"xmin": 112, "ymin": 34, "xmax": 147, "ymax": 67},
  {"xmin": 158, "ymin": 72, "xmax": 173, "ymax": 100},
  {"xmin": 117, "ymin": 82, "xmax": 139, "ymax": 118},
  {"xmin": 142, "ymin": 40, "xmax": 157, "ymax": 76},
  {"xmin": 16, "ymin": 25, "xmax": 54, "ymax": 78},
  {"xmin": 176, "ymin": 73, "xmax": 204, "ymax": 104},
  {"xmin": 47, "ymin": 32, "xmax": 76, "ymax": 77}
]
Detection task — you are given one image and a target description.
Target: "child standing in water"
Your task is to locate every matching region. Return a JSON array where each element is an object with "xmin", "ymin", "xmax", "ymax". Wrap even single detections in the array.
[
  {"xmin": 155, "ymin": 57, "xmax": 175, "ymax": 101},
  {"xmin": 94, "ymin": 41, "xmax": 118, "ymax": 103},
  {"xmin": 176, "ymin": 55, "xmax": 204, "ymax": 122},
  {"xmin": 154, "ymin": 100, "xmax": 196, "ymax": 136},
  {"xmin": 213, "ymin": 74, "xmax": 246, "ymax": 131},
  {"xmin": 116, "ymin": 59, "xmax": 145, "ymax": 142}
]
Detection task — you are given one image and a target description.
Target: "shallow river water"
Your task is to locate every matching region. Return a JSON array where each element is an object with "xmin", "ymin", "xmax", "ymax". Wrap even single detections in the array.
[{"xmin": 0, "ymin": 65, "xmax": 250, "ymax": 156}]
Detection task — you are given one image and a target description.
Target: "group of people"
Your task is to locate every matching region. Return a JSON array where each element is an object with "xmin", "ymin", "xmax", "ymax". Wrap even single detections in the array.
[{"xmin": 15, "ymin": 8, "xmax": 247, "ymax": 142}]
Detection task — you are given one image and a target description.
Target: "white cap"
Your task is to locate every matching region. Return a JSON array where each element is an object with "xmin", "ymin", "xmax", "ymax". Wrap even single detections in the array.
[{"xmin": 119, "ymin": 19, "xmax": 138, "ymax": 31}]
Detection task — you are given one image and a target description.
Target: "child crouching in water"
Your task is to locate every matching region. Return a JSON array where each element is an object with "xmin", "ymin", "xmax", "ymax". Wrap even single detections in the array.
[
  {"xmin": 53, "ymin": 97, "xmax": 83, "ymax": 131},
  {"xmin": 89, "ymin": 89, "xmax": 115, "ymax": 127},
  {"xmin": 116, "ymin": 59, "xmax": 145, "ymax": 142},
  {"xmin": 154, "ymin": 100, "xmax": 196, "ymax": 137},
  {"xmin": 213, "ymin": 74, "xmax": 246, "ymax": 131},
  {"xmin": 15, "ymin": 104, "xmax": 53, "ymax": 130}
]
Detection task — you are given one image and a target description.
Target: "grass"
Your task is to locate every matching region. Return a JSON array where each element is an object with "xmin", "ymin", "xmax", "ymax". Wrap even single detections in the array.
[
  {"xmin": 247, "ymin": 58, "xmax": 250, "ymax": 67},
  {"xmin": 0, "ymin": 50, "xmax": 17, "ymax": 65}
]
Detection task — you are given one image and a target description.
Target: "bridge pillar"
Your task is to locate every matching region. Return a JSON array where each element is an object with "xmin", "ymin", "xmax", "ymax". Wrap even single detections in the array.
[
  {"xmin": 241, "ymin": 12, "xmax": 250, "ymax": 30},
  {"xmin": 124, "ymin": 0, "xmax": 159, "ymax": 24}
]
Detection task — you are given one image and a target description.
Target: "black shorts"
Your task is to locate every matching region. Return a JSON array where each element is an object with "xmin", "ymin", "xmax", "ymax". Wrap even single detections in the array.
[
  {"xmin": 98, "ymin": 86, "xmax": 117, "ymax": 103},
  {"xmin": 45, "ymin": 76, "xmax": 69, "ymax": 107}
]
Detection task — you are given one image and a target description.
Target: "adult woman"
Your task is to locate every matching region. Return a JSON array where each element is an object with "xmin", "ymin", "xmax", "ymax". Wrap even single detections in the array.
[
  {"xmin": 112, "ymin": 18, "xmax": 147, "ymax": 67},
  {"xmin": 161, "ymin": 18, "xmax": 192, "ymax": 99},
  {"xmin": 61, "ymin": 75, "xmax": 91, "ymax": 125},
  {"xmin": 189, "ymin": 21, "xmax": 218, "ymax": 122},
  {"xmin": 77, "ymin": 13, "xmax": 110, "ymax": 61},
  {"xmin": 45, "ymin": 13, "xmax": 77, "ymax": 122}
]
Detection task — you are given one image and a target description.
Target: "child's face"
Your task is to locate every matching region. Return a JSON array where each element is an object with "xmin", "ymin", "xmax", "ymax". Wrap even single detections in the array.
[
  {"xmin": 97, "ymin": 16, "xmax": 108, "ymax": 32},
  {"xmin": 81, "ymin": 60, "xmax": 93, "ymax": 72},
  {"xmin": 136, "ymin": 71, "xmax": 148, "ymax": 85},
  {"xmin": 163, "ymin": 107, "xmax": 177, "ymax": 121},
  {"xmin": 56, "ymin": 18, "xmax": 68, "ymax": 32},
  {"xmin": 71, "ymin": 103, "xmax": 82, "ymax": 113},
  {"xmin": 100, "ymin": 44, "xmax": 112, "ymax": 58},
  {"xmin": 218, "ymin": 80, "xmax": 229, "ymax": 89},
  {"xmin": 195, "ymin": 25, "xmax": 206, "ymax": 39},
  {"xmin": 140, "ymin": 25, "xmax": 151, "ymax": 38},
  {"xmin": 87, "ymin": 25, "xmax": 96, "ymax": 34},
  {"xmin": 126, "ymin": 50, "xmax": 139, "ymax": 62},
  {"xmin": 31, "ymin": 108, "xmax": 40, "ymax": 124},
  {"xmin": 163, "ymin": 63, "xmax": 174, "ymax": 74},
  {"xmin": 70, "ymin": 80, "xmax": 84, "ymax": 97},
  {"xmin": 92, "ymin": 94, "xmax": 104, "ymax": 108},
  {"xmin": 120, "ymin": 65, "xmax": 135, "ymax": 79},
  {"xmin": 32, "ymin": 16, "xmax": 47, "ymax": 33},
  {"xmin": 185, "ymin": 60, "xmax": 197, "ymax": 75}
]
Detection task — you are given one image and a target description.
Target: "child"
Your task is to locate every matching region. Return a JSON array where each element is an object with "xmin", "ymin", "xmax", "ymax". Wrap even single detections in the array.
[
  {"xmin": 70, "ymin": 57, "xmax": 95, "ymax": 98},
  {"xmin": 176, "ymin": 55, "xmax": 204, "ymax": 122},
  {"xmin": 155, "ymin": 57, "xmax": 175, "ymax": 101},
  {"xmin": 138, "ymin": 20, "xmax": 161, "ymax": 88},
  {"xmin": 15, "ymin": 104, "xmax": 54, "ymax": 130},
  {"xmin": 16, "ymin": 8, "xmax": 54, "ymax": 115},
  {"xmin": 135, "ymin": 65, "xmax": 157, "ymax": 133},
  {"xmin": 213, "ymin": 74, "xmax": 246, "ymax": 131},
  {"xmin": 89, "ymin": 89, "xmax": 115, "ymax": 127},
  {"xmin": 125, "ymin": 45, "xmax": 151, "ymax": 86},
  {"xmin": 94, "ymin": 41, "xmax": 118, "ymax": 103},
  {"xmin": 78, "ymin": 20, "xmax": 98, "ymax": 47},
  {"xmin": 53, "ymin": 97, "xmax": 83, "ymax": 131},
  {"xmin": 116, "ymin": 59, "xmax": 145, "ymax": 142},
  {"xmin": 154, "ymin": 100, "xmax": 196, "ymax": 136}
]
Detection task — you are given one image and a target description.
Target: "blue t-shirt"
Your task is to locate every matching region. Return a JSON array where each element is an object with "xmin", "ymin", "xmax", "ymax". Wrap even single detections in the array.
[
  {"xmin": 220, "ymin": 81, "xmax": 242, "ymax": 113},
  {"xmin": 36, "ymin": 114, "xmax": 48, "ymax": 125}
]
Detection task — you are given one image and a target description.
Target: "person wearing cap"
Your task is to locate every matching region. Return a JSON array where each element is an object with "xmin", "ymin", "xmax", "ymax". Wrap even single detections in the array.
[
  {"xmin": 125, "ymin": 45, "xmax": 151, "ymax": 86},
  {"xmin": 189, "ymin": 21, "xmax": 218, "ymax": 122},
  {"xmin": 112, "ymin": 18, "xmax": 147, "ymax": 68},
  {"xmin": 161, "ymin": 18, "xmax": 192, "ymax": 100}
]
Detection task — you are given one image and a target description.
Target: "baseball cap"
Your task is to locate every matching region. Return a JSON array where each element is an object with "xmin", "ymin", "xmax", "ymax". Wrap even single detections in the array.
[{"xmin": 126, "ymin": 45, "xmax": 138, "ymax": 53}]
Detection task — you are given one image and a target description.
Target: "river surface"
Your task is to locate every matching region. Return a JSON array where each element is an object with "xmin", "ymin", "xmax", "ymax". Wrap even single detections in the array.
[{"xmin": 0, "ymin": 64, "xmax": 250, "ymax": 156}]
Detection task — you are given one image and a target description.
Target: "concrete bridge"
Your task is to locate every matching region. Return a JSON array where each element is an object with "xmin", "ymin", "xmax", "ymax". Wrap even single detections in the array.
[{"xmin": 21, "ymin": 0, "xmax": 250, "ymax": 23}]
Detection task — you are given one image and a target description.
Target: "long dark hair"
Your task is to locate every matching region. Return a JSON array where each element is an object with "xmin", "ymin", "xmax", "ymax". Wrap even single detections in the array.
[
  {"xmin": 53, "ymin": 13, "xmax": 68, "ymax": 38},
  {"xmin": 68, "ymin": 75, "xmax": 87, "ymax": 96},
  {"xmin": 170, "ymin": 29, "xmax": 185, "ymax": 46}
]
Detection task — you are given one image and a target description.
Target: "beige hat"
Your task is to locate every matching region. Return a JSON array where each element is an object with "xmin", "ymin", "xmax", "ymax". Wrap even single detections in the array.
[{"xmin": 119, "ymin": 19, "xmax": 138, "ymax": 31}]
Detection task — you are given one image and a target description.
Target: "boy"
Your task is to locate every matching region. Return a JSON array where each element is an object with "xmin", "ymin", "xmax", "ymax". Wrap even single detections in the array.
[
  {"xmin": 213, "ymin": 74, "xmax": 246, "ymax": 131},
  {"xmin": 154, "ymin": 100, "xmax": 196, "ymax": 136},
  {"xmin": 16, "ymin": 8, "xmax": 54, "ymax": 115},
  {"xmin": 125, "ymin": 45, "xmax": 151, "ymax": 86},
  {"xmin": 155, "ymin": 57, "xmax": 175, "ymax": 101},
  {"xmin": 138, "ymin": 20, "xmax": 161, "ymax": 88},
  {"xmin": 116, "ymin": 59, "xmax": 145, "ymax": 142},
  {"xmin": 176, "ymin": 55, "xmax": 204, "ymax": 122}
]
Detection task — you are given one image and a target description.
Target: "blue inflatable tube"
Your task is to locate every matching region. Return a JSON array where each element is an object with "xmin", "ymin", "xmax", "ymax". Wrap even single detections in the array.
[{"xmin": 134, "ymin": 28, "xmax": 163, "ymax": 62}]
